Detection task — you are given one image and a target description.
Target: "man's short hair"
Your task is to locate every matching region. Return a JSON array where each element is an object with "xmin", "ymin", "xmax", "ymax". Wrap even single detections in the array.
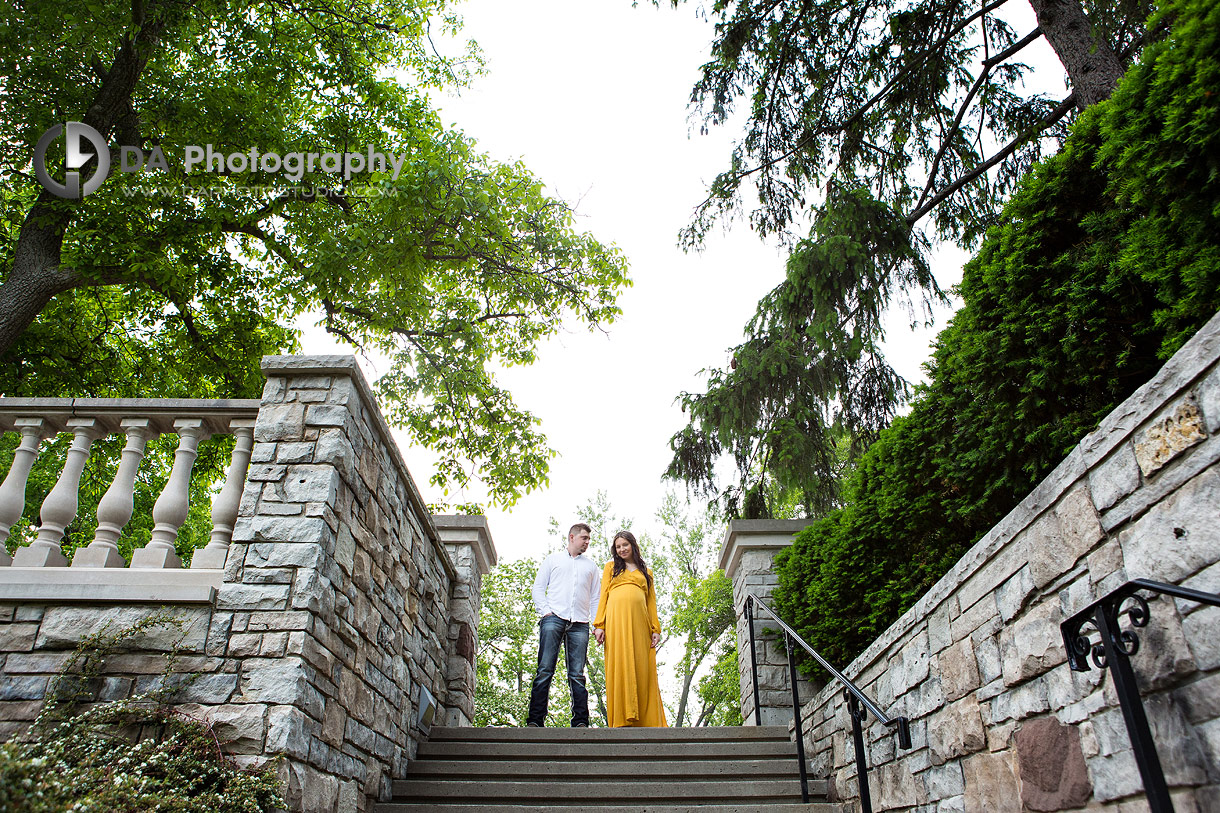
[{"xmin": 569, "ymin": 523, "xmax": 592, "ymax": 537}]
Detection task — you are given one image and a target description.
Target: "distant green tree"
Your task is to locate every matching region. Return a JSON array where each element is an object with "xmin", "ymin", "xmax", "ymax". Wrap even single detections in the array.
[
  {"xmin": 475, "ymin": 558, "xmax": 538, "ymax": 727},
  {"xmin": 771, "ymin": 0, "xmax": 1220, "ymax": 672},
  {"xmin": 539, "ymin": 490, "xmax": 740, "ymax": 727},
  {"xmin": 474, "ymin": 555, "xmax": 597, "ymax": 728},
  {"xmin": 694, "ymin": 644, "xmax": 744, "ymax": 727},
  {"xmin": 655, "ymin": 493, "xmax": 735, "ymax": 727}
]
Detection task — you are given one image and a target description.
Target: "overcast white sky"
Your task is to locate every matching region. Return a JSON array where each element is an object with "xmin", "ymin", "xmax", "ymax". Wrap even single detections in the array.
[{"xmin": 301, "ymin": 0, "xmax": 981, "ymax": 564}]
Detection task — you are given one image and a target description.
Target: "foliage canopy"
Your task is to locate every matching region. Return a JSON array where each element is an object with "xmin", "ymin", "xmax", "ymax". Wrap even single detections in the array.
[{"xmin": 0, "ymin": 0, "xmax": 629, "ymax": 508}]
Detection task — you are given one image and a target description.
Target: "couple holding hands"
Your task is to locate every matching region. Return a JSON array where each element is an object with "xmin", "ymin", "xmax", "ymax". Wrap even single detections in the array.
[{"xmin": 526, "ymin": 523, "xmax": 667, "ymax": 728}]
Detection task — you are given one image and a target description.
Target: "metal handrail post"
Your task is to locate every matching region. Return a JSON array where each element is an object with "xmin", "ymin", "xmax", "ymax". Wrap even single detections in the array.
[
  {"xmin": 785, "ymin": 631, "xmax": 810, "ymax": 803},
  {"xmin": 1061, "ymin": 579, "xmax": 1220, "ymax": 813},
  {"xmin": 743, "ymin": 594, "xmax": 913, "ymax": 809},
  {"xmin": 748, "ymin": 596, "xmax": 911, "ymax": 738},
  {"xmin": 1094, "ymin": 602, "xmax": 1172, "ymax": 813},
  {"xmin": 847, "ymin": 692, "xmax": 873, "ymax": 813},
  {"xmin": 746, "ymin": 596, "xmax": 761, "ymax": 725}
]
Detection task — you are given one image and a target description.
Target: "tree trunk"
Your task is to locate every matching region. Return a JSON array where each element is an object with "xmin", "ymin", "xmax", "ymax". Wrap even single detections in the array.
[
  {"xmin": 1027, "ymin": 0, "xmax": 1127, "ymax": 110},
  {"xmin": 0, "ymin": 9, "xmax": 169, "ymax": 358},
  {"xmin": 0, "ymin": 205, "xmax": 81, "ymax": 358},
  {"xmin": 674, "ymin": 665, "xmax": 696, "ymax": 727}
]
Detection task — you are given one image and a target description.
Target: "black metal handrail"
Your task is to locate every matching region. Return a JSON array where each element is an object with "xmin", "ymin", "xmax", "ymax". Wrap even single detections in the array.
[
  {"xmin": 745, "ymin": 595, "xmax": 911, "ymax": 810},
  {"xmin": 1061, "ymin": 578, "xmax": 1220, "ymax": 813}
]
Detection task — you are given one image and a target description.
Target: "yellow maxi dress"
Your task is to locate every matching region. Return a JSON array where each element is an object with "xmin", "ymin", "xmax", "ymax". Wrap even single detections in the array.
[{"xmin": 593, "ymin": 563, "xmax": 668, "ymax": 728}]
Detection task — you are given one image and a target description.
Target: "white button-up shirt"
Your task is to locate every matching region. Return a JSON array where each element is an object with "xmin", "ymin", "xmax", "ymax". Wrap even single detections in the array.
[{"xmin": 532, "ymin": 549, "xmax": 601, "ymax": 623}]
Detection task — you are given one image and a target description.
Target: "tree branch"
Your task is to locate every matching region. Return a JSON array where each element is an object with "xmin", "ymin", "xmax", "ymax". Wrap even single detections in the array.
[
  {"xmin": 696, "ymin": 0, "xmax": 1014, "ymax": 199},
  {"xmin": 905, "ymin": 92, "xmax": 1076, "ymax": 225},
  {"xmin": 916, "ymin": 26, "xmax": 1045, "ymax": 211}
]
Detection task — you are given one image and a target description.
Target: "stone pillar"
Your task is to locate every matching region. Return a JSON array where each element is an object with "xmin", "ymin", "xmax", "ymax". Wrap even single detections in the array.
[
  {"xmin": 719, "ymin": 519, "xmax": 815, "ymax": 726},
  {"xmin": 434, "ymin": 515, "xmax": 498, "ymax": 727},
  {"xmin": 228, "ymin": 355, "xmax": 454, "ymax": 813}
]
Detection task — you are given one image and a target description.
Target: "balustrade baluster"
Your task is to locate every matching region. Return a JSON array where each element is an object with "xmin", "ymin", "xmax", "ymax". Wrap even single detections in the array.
[
  {"xmin": 0, "ymin": 417, "xmax": 47, "ymax": 566},
  {"xmin": 13, "ymin": 417, "xmax": 100, "ymax": 567},
  {"xmin": 74, "ymin": 418, "xmax": 152, "ymax": 568},
  {"xmin": 131, "ymin": 418, "xmax": 205, "ymax": 569},
  {"xmin": 192, "ymin": 418, "xmax": 255, "ymax": 569}
]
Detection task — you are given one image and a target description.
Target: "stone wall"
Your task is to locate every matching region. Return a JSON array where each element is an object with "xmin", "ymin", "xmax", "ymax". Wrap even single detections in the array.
[
  {"xmin": 783, "ymin": 311, "xmax": 1220, "ymax": 810},
  {"xmin": 0, "ymin": 355, "xmax": 496, "ymax": 813}
]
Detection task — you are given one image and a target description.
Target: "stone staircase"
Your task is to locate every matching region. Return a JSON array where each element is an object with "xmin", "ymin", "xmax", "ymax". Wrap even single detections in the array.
[{"xmin": 373, "ymin": 725, "xmax": 834, "ymax": 812}]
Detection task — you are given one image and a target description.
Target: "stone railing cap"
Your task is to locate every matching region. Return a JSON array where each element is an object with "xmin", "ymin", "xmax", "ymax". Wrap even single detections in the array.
[
  {"xmin": 0, "ymin": 397, "xmax": 259, "ymax": 436},
  {"xmin": 434, "ymin": 514, "xmax": 498, "ymax": 576},
  {"xmin": 260, "ymin": 355, "xmax": 361, "ymax": 376},
  {"xmin": 719, "ymin": 518, "xmax": 815, "ymax": 578}
]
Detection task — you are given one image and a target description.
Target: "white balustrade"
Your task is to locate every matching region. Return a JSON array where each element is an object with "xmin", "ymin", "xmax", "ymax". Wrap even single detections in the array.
[
  {"xmin": 74, "ymin": 418, "xmax": 151, "ymax": 568},
  {"xmin": 131, "ymin": 418, "xmax": 206, "ymax": 570},
  {"xmin": 192, "ymin": 418, "xmax": 256, "ymax": 570},
  {"xmin": 13, "ymin": 418, "xmax": 101, "ymax": 567},
  {"xmin": 0, "ymin": 398, "xmax": 259, "ymax": 570},
  {"xmin": 0, "ymin": 417, "xmax": 47, "ymax": 566}
]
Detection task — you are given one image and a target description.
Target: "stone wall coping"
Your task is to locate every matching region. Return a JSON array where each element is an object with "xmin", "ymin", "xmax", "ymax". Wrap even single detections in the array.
[
  {"xmin": 809, "ymin": 308, "xmax": 1220, "ymax": 703},
  {"xmin": 1079, "ymin": 309, "xmax": 1220, "ymax": 470},
  {"xmin": 0, "ymin": 397, "xmax": 261, "ymax": 413},
  {"xmin": 0, "ymin": 397, "xmax": 260, "ymax": 435},
  {"xmin": 260, "ymin": 354, "xmax": 454, "ymax": 582},
  {"xmin": 434, "ymin": 514, "xmax": 498, "ymax": 576},
  {"xmin": 719, "ymin": 519, "xmax": 816, "ymax": 578},
  {"xmin": 0, "ymin": 567, "xmax": 222, "ymax": 603}
]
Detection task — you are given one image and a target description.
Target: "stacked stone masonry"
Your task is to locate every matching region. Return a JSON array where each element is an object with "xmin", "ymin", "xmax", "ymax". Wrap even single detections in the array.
[
  {"xmin": 761, "ymin": 311, "xmax": 1220, "ymax": 811},
  {"xmin": 720, "ymin": 520, "xmax": 819, "ymax": 726},
  {"xmin": 0, "ymin": 356, "xmax": 497, "ymax": 813}
]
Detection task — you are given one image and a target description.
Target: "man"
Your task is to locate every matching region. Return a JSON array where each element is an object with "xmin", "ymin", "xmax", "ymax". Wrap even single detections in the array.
[{"xmin": 526, "ymin": 522, "xmax": 601, "ymax": 727}]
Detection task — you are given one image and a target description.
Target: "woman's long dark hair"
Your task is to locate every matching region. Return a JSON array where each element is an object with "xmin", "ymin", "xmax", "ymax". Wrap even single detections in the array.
[{"xmin": 610, "ymin": 530, "xmax": 652, "ymax": 589}]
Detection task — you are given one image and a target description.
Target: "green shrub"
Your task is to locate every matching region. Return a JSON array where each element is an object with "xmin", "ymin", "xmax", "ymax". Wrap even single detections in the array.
[{"xmin": 0, "ymin": 614, "xmax": 284, "ymax": 813}]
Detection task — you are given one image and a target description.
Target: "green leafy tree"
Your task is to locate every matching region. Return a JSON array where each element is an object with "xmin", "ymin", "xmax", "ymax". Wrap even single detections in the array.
[
  {"xmin": 474, "ymin": 557, "xmax": 539, "ymax": 727},
  {"xmin": 662, "ymin": 0, "xmax": 1157, "ymax": 515},
  {"xmin": 771, "ymin": 0, "xmax": 1220, "ymax": 671},
  {"xmin": 694, "ymin": 644, "xmax": 744, "ymax": 727},
  {"xmin": 654, "ymin": 493, "xmax": 735, "ymax": 726},
  {"xmin": 0, "ymin": 0, "xmax": 629, "ymax": 509},
  {"xmin": 524, "ymin": 490, "xmax": 742, "ymax": 727},
  {"xmin": 478, "ymin": 488, "xmax": 644, "ymax": 728}
]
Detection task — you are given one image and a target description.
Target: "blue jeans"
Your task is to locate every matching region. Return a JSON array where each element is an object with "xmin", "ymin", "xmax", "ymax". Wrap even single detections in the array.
[{"xmin": 526, "ymin": 615, "xmax": 590, "ymax": 726}]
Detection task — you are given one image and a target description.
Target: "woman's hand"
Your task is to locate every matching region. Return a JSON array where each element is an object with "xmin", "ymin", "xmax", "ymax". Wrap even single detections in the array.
[
  {"xmin": 651, "ymin": 632, "xmax": 660, "ymax": 649},
  {"xmin": 594, "ymin": 628, "xmax": 605, "ymax": 646}
]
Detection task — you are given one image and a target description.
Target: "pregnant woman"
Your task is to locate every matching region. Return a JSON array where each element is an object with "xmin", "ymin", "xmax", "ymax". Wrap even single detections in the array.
[{"xmin": 593, "ymin": 530, "xmax": 668, "ymax": 727}]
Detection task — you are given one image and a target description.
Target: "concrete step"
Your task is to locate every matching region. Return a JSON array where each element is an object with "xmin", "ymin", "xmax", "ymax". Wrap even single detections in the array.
[
  {"xmin": 405, "ymin": 758, "xmax": 802, "ymax": 779},
  {"xmin": 374, "ymin": 726, "xmax": 827, "ymax": 812},
  {"xmin": 425, "ymin": 725, "xmax": 793, "ymax": 742},
  {"xmin": 378, "ymin": 800, "xmax": 839, "ymax": 805},
  {"xmin": 416, "ymin": 739, "xmax": 800, "ymax": 760},
  {"xmin": 391, "ymin": 777, "xmax": 825, "ymax": 803}
]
